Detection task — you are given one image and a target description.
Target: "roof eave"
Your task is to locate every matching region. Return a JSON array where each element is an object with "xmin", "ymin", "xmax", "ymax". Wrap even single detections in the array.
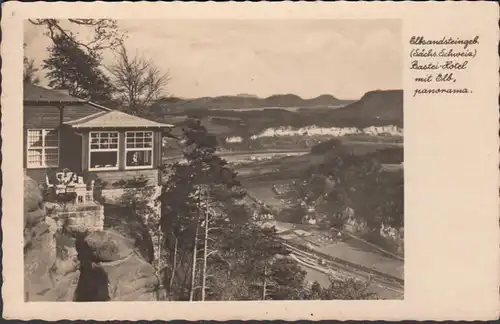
[
  {"xmin": 24, "ymin": 100, "xmax": 87, "ymax": 105},
  {"xmin": 68, "ymin": 124, "xmax": 174, "ymax": 129},
  {"xmin": 87, "ymin": 101, "xmax": 113, "ymax": 111}
]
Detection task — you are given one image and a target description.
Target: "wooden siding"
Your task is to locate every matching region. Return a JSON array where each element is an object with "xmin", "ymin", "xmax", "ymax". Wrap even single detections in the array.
[
  {"xmin": 64, "ymin": 104, "xmax": 103, "ymax": 121},
  {"xmin": 59, "ymin": 127, "xmax": 83, "ymax": 173},
  {"xmin": 24, "ymin": 105, "xmax": 62, "ymax": 128},
  {"xmin": 82, "ymin": 129, "xmax": 163, "ymax": 172},
  {"xmin": 82, "ymin": 129, "xmax": 163, "ymax": 188},
  {"xmin": 153, "ymin": 130, "xmax": 162, "ymax": 168},
  {"xmin": 24, "ymin": 104, "xmax": 103, "ymax": 128},
  {"xmin": 82, "ymin": 132, "xmax": 89, "ymax": 171},
  {"xmin": 86, "ymin": 169, "xmax": 160, "ymax": 189}
]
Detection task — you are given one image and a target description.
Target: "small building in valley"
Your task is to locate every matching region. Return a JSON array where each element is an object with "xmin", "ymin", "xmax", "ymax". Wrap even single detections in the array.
[{"xmin": 23, "ymin": 84, "xmax": 174, "ymax": 203}]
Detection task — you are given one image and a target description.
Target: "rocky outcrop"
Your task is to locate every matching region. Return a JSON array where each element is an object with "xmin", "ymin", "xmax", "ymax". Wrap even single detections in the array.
[
  {"xmin": 24, "ymin": 175, "xmax": 164, "ymax": 302},
  {"xmin": 75, "ymin": 230, "xmax": 164, "ymax": 301},
  {"xmin": 24, "ymin": 175, "xmax": 80, "ymax": 301}
]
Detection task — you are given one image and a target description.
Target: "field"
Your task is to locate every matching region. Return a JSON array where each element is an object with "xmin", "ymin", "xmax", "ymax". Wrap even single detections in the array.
[
  {"xmin": 259, "ymin": 220, "xmax": 404, "ymax": 298},
  {"xmin": 233, "ymin": 139, "xmax": 403, "ymax": 183},
  {"xmin": 301, "ymin": 266, "xmax": 402, "ymax": 299}
]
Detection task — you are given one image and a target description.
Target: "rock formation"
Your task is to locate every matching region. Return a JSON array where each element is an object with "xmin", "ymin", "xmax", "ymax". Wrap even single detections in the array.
[
  {"xmin": 24, "ymin": 175, "xmax": 80, "ymax": 301},
  {"xmin": 24, "ymin": 175, "xmax": 165, "ymax": 301},
  {"xmin": 75, "ymin": 230, "xmax": 164, "ymax": 301}
]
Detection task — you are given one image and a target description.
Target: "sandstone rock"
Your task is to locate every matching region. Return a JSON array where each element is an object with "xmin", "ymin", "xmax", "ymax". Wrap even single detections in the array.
[
  {"xmin": 25, "ymin": 208, "xmax": 46, "ymax": 228},
  {"xmin": 24, "ymin": 175, "xmax": 43, "ymax": 213},
  {"xmin": 24, "ymin": 175, "xmax": 81, "ymax": 302},
  {"xmin": 84, "ymin": 230, "xmax": 135, "ymax": 262},
  {"xmin": 24, "ymin": 174, "xmax": 162, "ymax": 302},
  {"xmin": 75, "ymin": 229, "xmax": 163, "ymax": 301},
  {"xmin": 99, "ymin": 253, "xmax": 160, "ymax": 301},
  {"xmin": 24, "ymin": 222, "xmax": 57, "ymax": 301}
]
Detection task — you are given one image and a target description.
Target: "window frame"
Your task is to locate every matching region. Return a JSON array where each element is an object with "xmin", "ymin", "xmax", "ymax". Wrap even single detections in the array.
[
  {"xmin": 124, "ymin": 131, "xmax": 154, "ymax": 170},
  {"xmin": 26, "ymin": 128, "xmax": 60, "ymax": 169},
  {"xmin": 88, "ymin": 131, "xmax": 120, "ymax": 171}
]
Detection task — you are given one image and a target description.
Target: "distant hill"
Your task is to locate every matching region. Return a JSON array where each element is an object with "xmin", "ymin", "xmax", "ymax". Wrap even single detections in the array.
[
  {"xmin": 150, "ymin": 93, "xmax": 354, "ymax": 113},
  {"xmin": 236, "ymin": 93, "xmax": 260, "ymax": 98},
  {"xmin": 324, "ymin": 90, "xmax": 403, "ymax": 126},
  {"xmin": 150, "ymin": 89, "xmax": 403, "ymax": 135}
]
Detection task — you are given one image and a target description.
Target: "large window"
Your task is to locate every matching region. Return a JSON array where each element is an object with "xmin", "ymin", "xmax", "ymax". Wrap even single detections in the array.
[
  {"xmin": 125, "ymin": 131, "xmax": 153, "ymax": 169},
  {"xmin": 27, "ymin": 129, "xmax": 59, "ymax": 168},
  {"xmin": 89, "ymin": 131, "xmax": 119, "ymax": 170}
]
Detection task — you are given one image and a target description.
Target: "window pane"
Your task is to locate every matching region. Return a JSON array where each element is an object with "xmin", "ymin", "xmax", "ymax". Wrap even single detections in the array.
[
  {"xmin": 90, "ymin": 132, "xmax": 119, "ymax": 150},
  {"xmin": 125, "ymin": 131, "xmax": 153, "ymax": 149},
  {"xmin": 28, "ymin": 130, "xmax": 43, "ymax": 147},
  {"xmin": 90, "ymin": 151, "xmax": 118, "ymax": 169},
  {"xmin": 45, "ymin": 130, "xmax": 59, "ymax": 147},
  {"xmin": 126, "ymin": 150, "xmax": 152, "ymax": 167},
  {"xmin": 27, "ymin": 149, "xmax": 42, "ymax": 166},
  {"xmin": 45, "ymin": 148, "xmax": 59, "ymax": 166}
]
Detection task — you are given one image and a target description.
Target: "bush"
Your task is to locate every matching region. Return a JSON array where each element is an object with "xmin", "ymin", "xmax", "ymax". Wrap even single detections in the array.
[{"xmin": 276, "ymin": 205, "xmax": 306, "ymax": 224}]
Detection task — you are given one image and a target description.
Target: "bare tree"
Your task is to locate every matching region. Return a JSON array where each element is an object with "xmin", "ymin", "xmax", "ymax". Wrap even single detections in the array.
[
  {"xmin": 107, "ymin": 45, "xmax": 170, "ymax": 116},
  {"xmin": 28, "ymin": 19, "xmax": 125, "ymax": 57}
]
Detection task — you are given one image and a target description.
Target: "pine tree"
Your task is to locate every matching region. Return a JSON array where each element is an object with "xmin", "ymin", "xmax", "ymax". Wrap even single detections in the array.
[
  {"xmin": 43, "ymin": 34, "xmax": 115, "ymax": 105},
  {"xmin": 158, "ymin": 117, "xmax": 248, "ymax": 301},
  {"xmin": 24, "ymin": 57, "xmax": 40, "ymax": 85},
  {"xmin": 158, "ymin": 118, "xmax": 380, "ymax": 301},
  {"xmin": 24, "ymin": 43, "xmax": 40, "ymax": 85}
]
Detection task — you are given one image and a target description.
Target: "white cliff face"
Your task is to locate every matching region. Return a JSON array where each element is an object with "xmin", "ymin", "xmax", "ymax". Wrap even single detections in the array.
[
  {"xmin": 249, "ymin": 125, "xmax": 403, "ymax": 139},
  {"xmin": 225, "ymin": 136, "xmax": 243, "ymax": 143}
]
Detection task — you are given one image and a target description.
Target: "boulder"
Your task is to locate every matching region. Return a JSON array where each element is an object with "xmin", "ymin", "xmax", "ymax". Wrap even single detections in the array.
[
  {"xmin": 75, "ymin": 229, "xmax": 163, "ymax": 301},
  {"xmin": 99, "ymin": 253, "xmax": 160, "ymax": 301},
  {"xmin": 24, "ymin": 222, "xmax": 57, "ymax": 301},
  {"xmin": 25, "ymin": 208, "xmax": 46, "ymax": 228},
  {"xmin": 24, "ymin": 175, "xmax": 43, "ymax": 213},
  {"xmin": 84, "ymin": 230, "xmax": 135, "ymax": 262}
]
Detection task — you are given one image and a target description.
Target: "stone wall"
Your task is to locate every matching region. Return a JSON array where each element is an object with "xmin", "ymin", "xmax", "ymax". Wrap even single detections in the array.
[
  {"xmin": 46, "ymin": 202, "xmax": 104, "ymax": 233},
  {"xmin": 99, "ymin": 186, "xmax": 161, "ymax": 209}
]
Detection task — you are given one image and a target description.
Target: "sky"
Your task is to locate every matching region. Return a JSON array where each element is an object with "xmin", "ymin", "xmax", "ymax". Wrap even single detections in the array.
[{"xmin": 24, "ymin": 19, "xmax": 402, "ymax": 100}]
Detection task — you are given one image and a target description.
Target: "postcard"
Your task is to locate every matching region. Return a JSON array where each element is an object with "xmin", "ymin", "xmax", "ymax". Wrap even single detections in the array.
[{"xmin": 2, "ymin": 1, "xmax": 499, "ymax": 321}]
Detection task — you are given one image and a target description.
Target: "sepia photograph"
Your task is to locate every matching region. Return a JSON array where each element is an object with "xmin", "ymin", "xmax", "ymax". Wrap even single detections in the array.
[{"xmin": 22, "ymin": 18, "xmax": 404, "ymax": 302}]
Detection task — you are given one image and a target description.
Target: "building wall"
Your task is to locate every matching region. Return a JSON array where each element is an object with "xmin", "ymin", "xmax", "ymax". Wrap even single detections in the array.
[
  {"xmin": 23, "ymin": 104, "xmax": 102, "ymax": 129},
  {"xmin": 48, "ymin": 203, "xmax": 105, "ymax": 233},
  {"xmin": 82, "ymin": 129, "xmax": 163, "ymax": 187},
  {"xmin": 87, "ymin": 169, "xmax": 160, "ymax": 189},
  {"xmin": 23, "ymin": 103, "xmax": 104, "ymax": 180},
  {"xmin": 80, "ymin": 129, "xmax": 163, "ymax": 171},
  {"xmin": 23, "ymin": 102, "xmax": 166, "ymax": 190},
  {"xmin": 59, "ymin": 127, "xmax": 83, "ymax": 174}
]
